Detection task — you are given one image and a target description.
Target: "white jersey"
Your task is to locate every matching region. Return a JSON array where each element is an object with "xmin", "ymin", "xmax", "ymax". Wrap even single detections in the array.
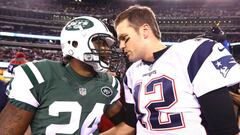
[{"xmin": 123, "ymin": 38, "xmax": 240, "ymax": 135}]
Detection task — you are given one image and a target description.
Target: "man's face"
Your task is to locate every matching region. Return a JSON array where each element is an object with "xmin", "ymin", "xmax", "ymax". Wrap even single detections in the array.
[
  {"xmin": 92, "ymin": 38, "xmax": 111, "ymax": 65},
  {"xmin": 116, "ymin": 19, "xmax": 143, "ymax": 62},
  {"xmin": 91, "ymin": 35, "xmax": 126, "ymax": 74}
]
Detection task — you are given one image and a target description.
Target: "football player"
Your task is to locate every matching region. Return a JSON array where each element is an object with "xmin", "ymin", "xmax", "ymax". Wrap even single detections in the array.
[
  {"xmin": 101, "ymin": 5, "xmax": 240, "ymax": 135},
  {"xmin": 0, "ymin": 51, "xmax": 28, "ymax": 112},
  {"xmin": 0, "ymin": 16, "xmax": 125, "ymax": 135}
]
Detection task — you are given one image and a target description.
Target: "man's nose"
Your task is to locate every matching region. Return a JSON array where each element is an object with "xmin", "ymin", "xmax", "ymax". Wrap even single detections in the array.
[{"xmin": 119, "ymin": 41, "xmax": 125, "ymax": 49}]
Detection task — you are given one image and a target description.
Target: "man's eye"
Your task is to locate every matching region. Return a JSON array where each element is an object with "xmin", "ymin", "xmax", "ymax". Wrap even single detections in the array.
[{"xmin": 125, "ymin": 37, "xmax": 130, "ymax": 43}]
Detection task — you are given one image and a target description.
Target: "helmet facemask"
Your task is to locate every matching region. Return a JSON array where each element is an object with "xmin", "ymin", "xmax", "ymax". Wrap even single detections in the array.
[{"xmin": 85, "ymin": 33, "xmax": 127, "ymax": 75}]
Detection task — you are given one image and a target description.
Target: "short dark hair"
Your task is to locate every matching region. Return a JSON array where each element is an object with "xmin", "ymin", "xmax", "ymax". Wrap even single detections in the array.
[{"xmin": 115, "ymin": 5, "xmax": 161, "ymax": 39}]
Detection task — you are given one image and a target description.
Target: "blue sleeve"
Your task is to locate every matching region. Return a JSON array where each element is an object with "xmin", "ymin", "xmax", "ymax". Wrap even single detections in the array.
[
  {"xmin": 0, "ymin": 80, "xmax": 8, "ymax": 112},
  {"xmin": 198, "ymin": 87, "xmax": 239, "ymax": 135}
]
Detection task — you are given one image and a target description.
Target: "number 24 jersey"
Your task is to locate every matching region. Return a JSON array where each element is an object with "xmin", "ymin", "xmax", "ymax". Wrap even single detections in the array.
[{"xmin": 8, "ymin": 59, "xmax": 121, "ymax": 135}]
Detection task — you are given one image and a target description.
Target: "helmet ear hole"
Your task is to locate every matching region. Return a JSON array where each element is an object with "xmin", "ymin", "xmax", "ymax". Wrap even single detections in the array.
[
  {"xmin": 68, "ymin": 41, "xmax": 71, "ymax": 44},
  {"xmin": 72, "ymin": 41, "xmax": 78, "ymax": 48}
]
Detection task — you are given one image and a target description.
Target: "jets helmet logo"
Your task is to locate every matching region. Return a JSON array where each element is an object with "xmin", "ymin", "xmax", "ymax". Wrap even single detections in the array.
[
  {"xmin": 101, "ymin": 86, "xmax": 113, "ymax": 97},
  {"xmin": 212, "ymin": 55, "xmax": 236, "ymax": 78},
  {"xmin": 65, "ymin": 18, "xmax": 94, "ymax": 31}
]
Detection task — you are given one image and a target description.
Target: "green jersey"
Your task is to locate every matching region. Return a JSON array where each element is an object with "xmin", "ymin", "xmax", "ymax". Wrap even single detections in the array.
[{"xmin": 8, "ymin": 59, "xmax": 120, "ymax": 135}]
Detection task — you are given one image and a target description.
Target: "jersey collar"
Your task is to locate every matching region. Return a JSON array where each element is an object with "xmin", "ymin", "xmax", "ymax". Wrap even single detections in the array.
[
  {"xmin": 142, "ymin": 46, "xmax": 170, "ymax": 65},
  {"xmin": 65, "ymin": 64, "xmax": 93, "ymax": 82}
]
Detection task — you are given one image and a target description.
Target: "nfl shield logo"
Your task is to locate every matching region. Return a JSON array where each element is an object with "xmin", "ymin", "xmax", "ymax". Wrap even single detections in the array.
[{"xmin": 79, "ymin": 88, "xmax": 87, "ymax": 96}]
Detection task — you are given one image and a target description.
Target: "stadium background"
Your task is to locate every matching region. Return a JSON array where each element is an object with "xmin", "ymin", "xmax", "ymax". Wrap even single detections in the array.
[{"xmin": 0, "ymin": 0, "xmax": 240, "ymax": 79}]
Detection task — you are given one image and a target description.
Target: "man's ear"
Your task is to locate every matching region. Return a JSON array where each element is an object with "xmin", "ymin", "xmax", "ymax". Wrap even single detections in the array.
[{"xmin": 141, "ymin": 24, "xmax": 149, "ymax": 39}]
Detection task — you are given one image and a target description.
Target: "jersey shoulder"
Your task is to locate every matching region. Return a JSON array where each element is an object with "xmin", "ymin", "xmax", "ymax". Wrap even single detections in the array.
[
  {"xmin": 15, "ymin": 59, "xmax": 65, "ymax": 86},
  {"xmin": 97, "ymin": 72, "xmax": 120, "ymax": 92},
  {"xmin": 167, "ymin": 38, "xmax": 218, "ymax": 62},
  {"xmin": 171, "ymin": 38, "xmax": 213, "ymax": 52},
  {"xmin": 33, "ymin": 59, "xmax": 64, "ymax": 74}
]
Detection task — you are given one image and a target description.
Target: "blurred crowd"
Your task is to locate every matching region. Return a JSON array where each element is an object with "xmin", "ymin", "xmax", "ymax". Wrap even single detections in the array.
[
  {"xmin": 0, "ymin": 0, "xmax": 240, "ymax": 61},
  {"xmin": 0, "ymin": 0, "xmax": 239, "ymax": 44},
  {"xmin": 0, "ymin": 0, "xmax": 239, "ymax": 17},
  {"xmin": 0, "ymin": 47, "xmax": 62, "ymax": 62}
]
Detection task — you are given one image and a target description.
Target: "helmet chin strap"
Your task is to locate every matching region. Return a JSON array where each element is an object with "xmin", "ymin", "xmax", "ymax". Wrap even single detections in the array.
[
  {"xmin": 90, "ymin": 62, "xmax": 108, "ymax": 73},
  {"xmin": 83, "ymin": 54, "xmax": 109, "ymax": 73}
]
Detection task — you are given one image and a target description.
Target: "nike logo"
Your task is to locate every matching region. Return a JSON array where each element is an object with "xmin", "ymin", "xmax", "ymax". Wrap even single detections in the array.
[{"xmin": 218, "ymin": 47, "xmax": 225, "ymax": 52}]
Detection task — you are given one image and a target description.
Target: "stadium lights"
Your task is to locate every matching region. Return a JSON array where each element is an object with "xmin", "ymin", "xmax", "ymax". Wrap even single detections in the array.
[
  {"xmin": 0, "ymin": 32, "xmax": 60, "ymax": 40},
  {"xmin": 0, "ymin": 31, "xmax": 239, "ymax": 47}
]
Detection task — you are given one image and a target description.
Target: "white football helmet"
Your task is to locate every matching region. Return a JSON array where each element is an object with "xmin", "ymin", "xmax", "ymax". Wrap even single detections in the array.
[{"xmin": 61, "ymin": 16, "xmax": 126, "ymax": 73}]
